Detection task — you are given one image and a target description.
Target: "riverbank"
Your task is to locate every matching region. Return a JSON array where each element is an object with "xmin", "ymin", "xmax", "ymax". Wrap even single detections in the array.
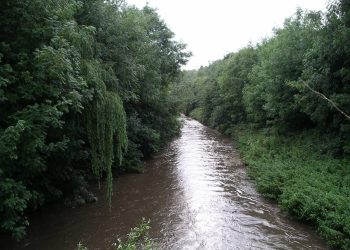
[{"xmin": 234, "ymin": 127, "xmax": 350, "ymax": 249}]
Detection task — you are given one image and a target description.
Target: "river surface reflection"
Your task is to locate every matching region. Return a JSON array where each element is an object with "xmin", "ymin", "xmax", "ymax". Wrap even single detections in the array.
[{"xmin": 3, "ymin": 117, "xmax": 327, "ymax": 249}]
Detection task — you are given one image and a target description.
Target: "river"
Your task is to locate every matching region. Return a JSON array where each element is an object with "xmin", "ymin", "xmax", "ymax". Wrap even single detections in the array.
[{"xmin": 3, "ymin": 117, "xmax": 327, "ymax": 250}]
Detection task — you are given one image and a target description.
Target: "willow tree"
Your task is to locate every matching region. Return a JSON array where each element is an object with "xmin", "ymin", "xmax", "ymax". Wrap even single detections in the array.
[
  {"xmin": 87, "ymin": 89, "xmax": 127, "ymax": 204},
  {"xmin": 81, "ymin": 56, "xmax": 127, "ymax": 203}
]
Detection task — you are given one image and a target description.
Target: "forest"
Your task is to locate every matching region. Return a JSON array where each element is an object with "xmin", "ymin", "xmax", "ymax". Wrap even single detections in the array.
[
  {"xmin": 1, "ymin": 0, "xmax": 350, "ymax": 249},
  {"xmin": 0, "ymin": 0, "xmax": 189, "ymax": 240},
  {"xmin": 172, "ymin": 1, "xmax": 350, "ymax": 249}
]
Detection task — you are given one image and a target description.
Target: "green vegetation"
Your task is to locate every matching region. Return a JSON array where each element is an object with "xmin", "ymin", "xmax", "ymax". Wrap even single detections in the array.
[
  {"xmin": 76, "ymin": 218, "xmax": 154, "ymax": 250},
  {"xmin": 236, "ymin": 128, "xmax": 350, "ymax": 248},
  {"xmin": 115, "ymin": 218, "xmax": 153, "ymax": 250},
  {"xmin": 0, "ymin": 0, "xmax": 189, "ymax": 240},
  {"xmin": 172, "ymin": 0, "xmax": 350, "ymax": 248}
]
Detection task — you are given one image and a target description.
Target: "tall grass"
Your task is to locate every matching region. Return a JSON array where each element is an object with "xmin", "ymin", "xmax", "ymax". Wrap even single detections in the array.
[{"xmin": 236, "ymin": 127, "xmax": 350, "ymax": 249}]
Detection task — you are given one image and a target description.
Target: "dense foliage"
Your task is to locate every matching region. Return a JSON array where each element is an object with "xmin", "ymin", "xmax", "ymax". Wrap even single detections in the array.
[
  {"xmin": 172, "ymin": 1, "xmax": 350, "ymax": 248},
  {"xmin": 0, "ymin": 0, "xmax": 189, "ymax": 239}
]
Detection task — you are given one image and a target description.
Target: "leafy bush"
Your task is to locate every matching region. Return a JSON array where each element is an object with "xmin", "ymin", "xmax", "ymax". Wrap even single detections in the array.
[
  {"xmin": 76, "ymin": 218, "xmax": 154, "ymax": 250},
  {"xmin": 115, "ymin": 218, "xmax": 153, "ymax": 250}
]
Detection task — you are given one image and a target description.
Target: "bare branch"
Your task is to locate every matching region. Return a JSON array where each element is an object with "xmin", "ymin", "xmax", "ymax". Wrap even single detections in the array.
[{"xmin": 300, "ymin": 80, "xmax": 350, "ymax": 121}]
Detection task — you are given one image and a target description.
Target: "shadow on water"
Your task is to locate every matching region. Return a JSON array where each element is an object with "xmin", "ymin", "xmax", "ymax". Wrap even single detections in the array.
[{"xmin": 2, "ymin": 117, "xmax": 327, "ymax": 250}]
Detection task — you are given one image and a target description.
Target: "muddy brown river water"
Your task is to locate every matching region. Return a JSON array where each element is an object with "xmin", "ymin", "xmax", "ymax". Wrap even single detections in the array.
[{"xmin": 3, "ymin": 117, "xmax": 327, "ymax": 250}]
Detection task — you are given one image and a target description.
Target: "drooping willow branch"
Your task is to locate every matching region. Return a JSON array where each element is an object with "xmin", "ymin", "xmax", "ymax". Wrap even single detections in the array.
[
  {"xmin": 301, "ymin": 80, "xmax": 350, "ymax": 121},
  {"xmin": 85, "ymin": 61, "xmax": 128, "ymax": 206}
]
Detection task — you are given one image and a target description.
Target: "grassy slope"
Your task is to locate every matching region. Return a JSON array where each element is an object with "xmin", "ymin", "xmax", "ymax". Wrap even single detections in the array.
[{"xmin": 235, "ymin": 127, "xmax": 350, "ymax": 249}]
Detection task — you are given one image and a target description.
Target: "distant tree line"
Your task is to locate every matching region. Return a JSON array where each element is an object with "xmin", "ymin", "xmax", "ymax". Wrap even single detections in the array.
[
  {"xmin": 173, "ymin": 1, "xmax": 350, "ymax": 152},
  {"xmin": 0, "ymin": 0, "xmax": 189, "ymax": 239}
]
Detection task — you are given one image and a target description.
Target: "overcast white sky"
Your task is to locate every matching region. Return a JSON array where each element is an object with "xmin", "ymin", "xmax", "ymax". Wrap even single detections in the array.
[{"xmin": 126, "ymin": 0, "xmax": 329, "ymax": 70}]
